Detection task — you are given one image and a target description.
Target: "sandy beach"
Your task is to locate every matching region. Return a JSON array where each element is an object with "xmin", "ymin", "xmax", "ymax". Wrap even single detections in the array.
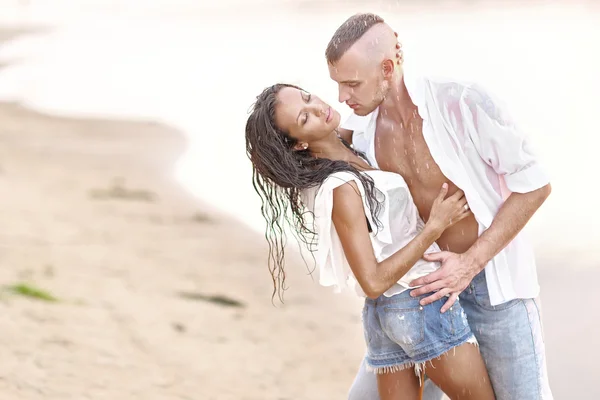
[
  {"xmin": 0, "ymin": 2, "xmax": 599, "ymax": 398},
  {"xmin": 0, "ymin": 96, "xmax": 369, "ymax": 400},
  {"xmin": 4, "ymin": 94, "xmax": 598, "ymax": 400},
  {"xmin": 0, "ymin": 27, "xmax": 367, "ymax": 397}
]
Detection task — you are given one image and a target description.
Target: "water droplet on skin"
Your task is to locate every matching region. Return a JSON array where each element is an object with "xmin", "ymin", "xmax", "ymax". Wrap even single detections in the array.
[{"xmin": 426, "ymin": 163, "xmax": 430, "ymax": 169}]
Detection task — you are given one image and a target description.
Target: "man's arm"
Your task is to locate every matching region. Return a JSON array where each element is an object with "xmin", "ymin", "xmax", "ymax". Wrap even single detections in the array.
[
  {"xmin": 410, "ymin": 185, "xmax": 550, "ymax": 310},
  {"xmin": 461, "ymin": 82, "xmax": 552, "ymax": 262},
  {"xmin": 409, "ymin": 83, "xmax": 551, "ymax": 311},
  {"xmin": 465, "ymin": 185, "xmax": 550, "ymax": 268}
]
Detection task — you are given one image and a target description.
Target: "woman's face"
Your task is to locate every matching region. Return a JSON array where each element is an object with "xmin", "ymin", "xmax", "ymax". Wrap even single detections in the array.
[{"xmin": 274, "ymin": 87, "xmax": 341, "ymax": 146}]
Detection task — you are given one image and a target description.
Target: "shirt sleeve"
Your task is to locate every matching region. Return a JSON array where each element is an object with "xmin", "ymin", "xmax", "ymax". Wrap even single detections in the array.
[{"xmin": 460, "ymin": 83, "xmax": 550, "ymax": 193}]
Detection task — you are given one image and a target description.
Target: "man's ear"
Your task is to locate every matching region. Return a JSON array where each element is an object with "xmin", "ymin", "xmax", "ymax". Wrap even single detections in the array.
[{"xmin": 382, "ymin": 58, "xmax": 395, "ymax": 79}]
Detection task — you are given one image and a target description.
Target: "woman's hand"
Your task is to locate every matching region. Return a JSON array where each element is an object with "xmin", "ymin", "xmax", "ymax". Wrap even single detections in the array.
[{"xmin": 426, "ymin": 183, "xmax": 471, "ymax": 235}]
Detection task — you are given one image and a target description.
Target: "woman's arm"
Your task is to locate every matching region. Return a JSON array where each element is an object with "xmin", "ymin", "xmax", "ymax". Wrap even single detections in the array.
[{"xmin": 332, "ymin": 182, "xmax": 468, "ymax": 299}]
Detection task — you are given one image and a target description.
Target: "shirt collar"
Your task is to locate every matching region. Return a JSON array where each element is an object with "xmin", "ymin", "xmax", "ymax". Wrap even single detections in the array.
[{"xmin": 403, "ymin": 66, "xmax": 428, "ymax": 122}]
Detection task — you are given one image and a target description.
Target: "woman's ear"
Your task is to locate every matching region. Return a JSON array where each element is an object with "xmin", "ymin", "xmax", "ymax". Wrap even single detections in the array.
[{"xmin": 293, "ymin": 142, "xmax": 309, "ymax": 151}]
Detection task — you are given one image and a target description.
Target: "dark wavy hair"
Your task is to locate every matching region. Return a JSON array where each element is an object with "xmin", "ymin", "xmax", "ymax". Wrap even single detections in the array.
[{"xmin": 245, "ymin": 83, "xmax": 382, "ymax": 301}]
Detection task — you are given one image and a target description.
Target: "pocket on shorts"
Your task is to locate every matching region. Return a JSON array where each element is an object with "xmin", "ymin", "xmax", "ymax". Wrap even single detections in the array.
[
  {"xmin": 441, "ymin": 301, "xmax": 470, "ymax": 337},
  {"xmin": 380, "ymin": 306, "xmax": 425, "ymax": 346}
]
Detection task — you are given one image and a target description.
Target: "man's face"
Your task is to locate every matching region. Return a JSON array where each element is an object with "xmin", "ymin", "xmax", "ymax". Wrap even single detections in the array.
[{"xmin": 328, "ymin": 48, "xmax": 388, "ymax": 116}]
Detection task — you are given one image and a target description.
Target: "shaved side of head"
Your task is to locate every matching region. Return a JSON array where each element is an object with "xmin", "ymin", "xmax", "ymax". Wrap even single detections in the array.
[
  {"xmin": 326, "ymin": 13, "xmax": 397, "ymax": 67},
  {"xmin": 350, "ymin": 22, "xmax": 398, "ymax": 67}
]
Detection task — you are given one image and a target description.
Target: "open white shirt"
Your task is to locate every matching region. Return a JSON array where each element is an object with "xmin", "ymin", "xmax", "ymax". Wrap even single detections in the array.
[{"xmin": 341, "ymin": 74, "xmax": 550, "ymax": 306}]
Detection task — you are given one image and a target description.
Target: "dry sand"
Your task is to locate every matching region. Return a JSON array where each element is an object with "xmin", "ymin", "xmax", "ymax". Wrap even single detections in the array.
[
  {"xmin": 0, "ymin": 26, "xmax": 597, "ymax": 400},
  {"xmin": 0, "ymin": 40, "xmax": 364, "ymax": 398}
]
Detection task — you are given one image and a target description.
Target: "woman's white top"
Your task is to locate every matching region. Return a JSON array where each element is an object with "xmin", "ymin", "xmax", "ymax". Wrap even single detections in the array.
[{"xmin": 301, "ymin": 170, "xmax": 440, "ymax": 298}]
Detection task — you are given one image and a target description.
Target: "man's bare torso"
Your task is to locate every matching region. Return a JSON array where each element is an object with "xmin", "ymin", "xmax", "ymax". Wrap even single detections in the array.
[{"xmin": 374, "ymin": 111, "xmax": 478, "ymax": 253}]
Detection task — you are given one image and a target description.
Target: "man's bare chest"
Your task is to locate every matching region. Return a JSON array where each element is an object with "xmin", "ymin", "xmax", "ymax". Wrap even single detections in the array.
[{"xmin": 373, "ymin": 120, "xmax": 445, "ymax": 187}]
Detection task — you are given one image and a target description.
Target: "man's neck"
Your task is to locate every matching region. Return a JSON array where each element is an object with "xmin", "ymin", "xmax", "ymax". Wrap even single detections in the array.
[{"xmin": 378, "ymin": 75, "xmax": 419, "ymax": 126}]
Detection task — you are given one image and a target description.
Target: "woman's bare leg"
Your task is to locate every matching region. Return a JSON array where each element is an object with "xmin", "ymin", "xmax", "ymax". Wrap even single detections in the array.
[
  {"xmin": 424, "ymin": 343, "xmax": 495, "ymax": 400},
  {"xmin": 376, "ymin": 367, "xmax": 421, "ymax": 400}
]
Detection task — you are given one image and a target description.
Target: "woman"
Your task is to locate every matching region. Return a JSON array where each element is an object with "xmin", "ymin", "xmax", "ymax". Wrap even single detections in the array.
[{"xmin": 245, "ymin": 83, "xmax": 495, "ymax": 400}]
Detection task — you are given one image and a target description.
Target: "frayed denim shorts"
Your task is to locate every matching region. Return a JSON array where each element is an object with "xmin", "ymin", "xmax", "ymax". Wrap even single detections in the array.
[{"xmin": 362, "ymin": 289, "xmax": 476, "ymax": 374}]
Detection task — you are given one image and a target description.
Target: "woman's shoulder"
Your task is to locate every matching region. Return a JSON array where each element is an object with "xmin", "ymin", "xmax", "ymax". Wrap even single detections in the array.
[
  {"xmin": 301, "ymin": 170, "xmax": 409, "ymax": 207},
  {"xmin": 362, "ymin": 169, "xmax": 409, "ymax": 189},
  {"xmin": 322, "ymin": 170, "xmax": 363, "ymax": 185},
  {"xmin": 317, "ymin": 170, "xmax": 409, "ymax": 195},
  {"xmin": 300, "ymin": 171, "xmax": 363, "ymax": 211}
]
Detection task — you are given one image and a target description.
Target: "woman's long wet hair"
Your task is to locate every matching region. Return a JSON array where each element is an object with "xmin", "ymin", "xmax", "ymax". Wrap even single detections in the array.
[{"xmin": 245, "ymin": 83, "xmax": 382, "ymax": 301}]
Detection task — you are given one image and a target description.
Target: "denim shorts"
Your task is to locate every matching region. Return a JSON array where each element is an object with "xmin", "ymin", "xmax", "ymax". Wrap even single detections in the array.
[{"xmin": 362, "ymin": 289, "xmax": 475, "ymax": 373}]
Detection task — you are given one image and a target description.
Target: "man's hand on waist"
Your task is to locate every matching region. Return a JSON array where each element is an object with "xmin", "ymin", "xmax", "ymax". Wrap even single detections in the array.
[{"xmin": 408, "ymin": 251, "xmax": 485, "ymax": 312}]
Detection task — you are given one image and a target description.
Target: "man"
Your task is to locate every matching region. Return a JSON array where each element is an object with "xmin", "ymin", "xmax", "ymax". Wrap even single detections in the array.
[{"xmin": 326, "ymin": 13, "xmax": 553, "ymax": 400}]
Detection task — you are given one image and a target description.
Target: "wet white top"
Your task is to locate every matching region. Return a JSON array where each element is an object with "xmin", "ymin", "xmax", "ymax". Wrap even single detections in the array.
[
  {"xmin": 341, "ymin": 74, "xmax": 550, "ymax": 306},
  {"xmin": 301, "ymin": 170, "xmax": 440, "ymax": 298}
]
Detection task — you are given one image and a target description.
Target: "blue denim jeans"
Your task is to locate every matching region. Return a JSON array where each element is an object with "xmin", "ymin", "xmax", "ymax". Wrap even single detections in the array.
[{"xmin": 348, "ymin": 271, "xmax": 553, "ymax": 400}]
